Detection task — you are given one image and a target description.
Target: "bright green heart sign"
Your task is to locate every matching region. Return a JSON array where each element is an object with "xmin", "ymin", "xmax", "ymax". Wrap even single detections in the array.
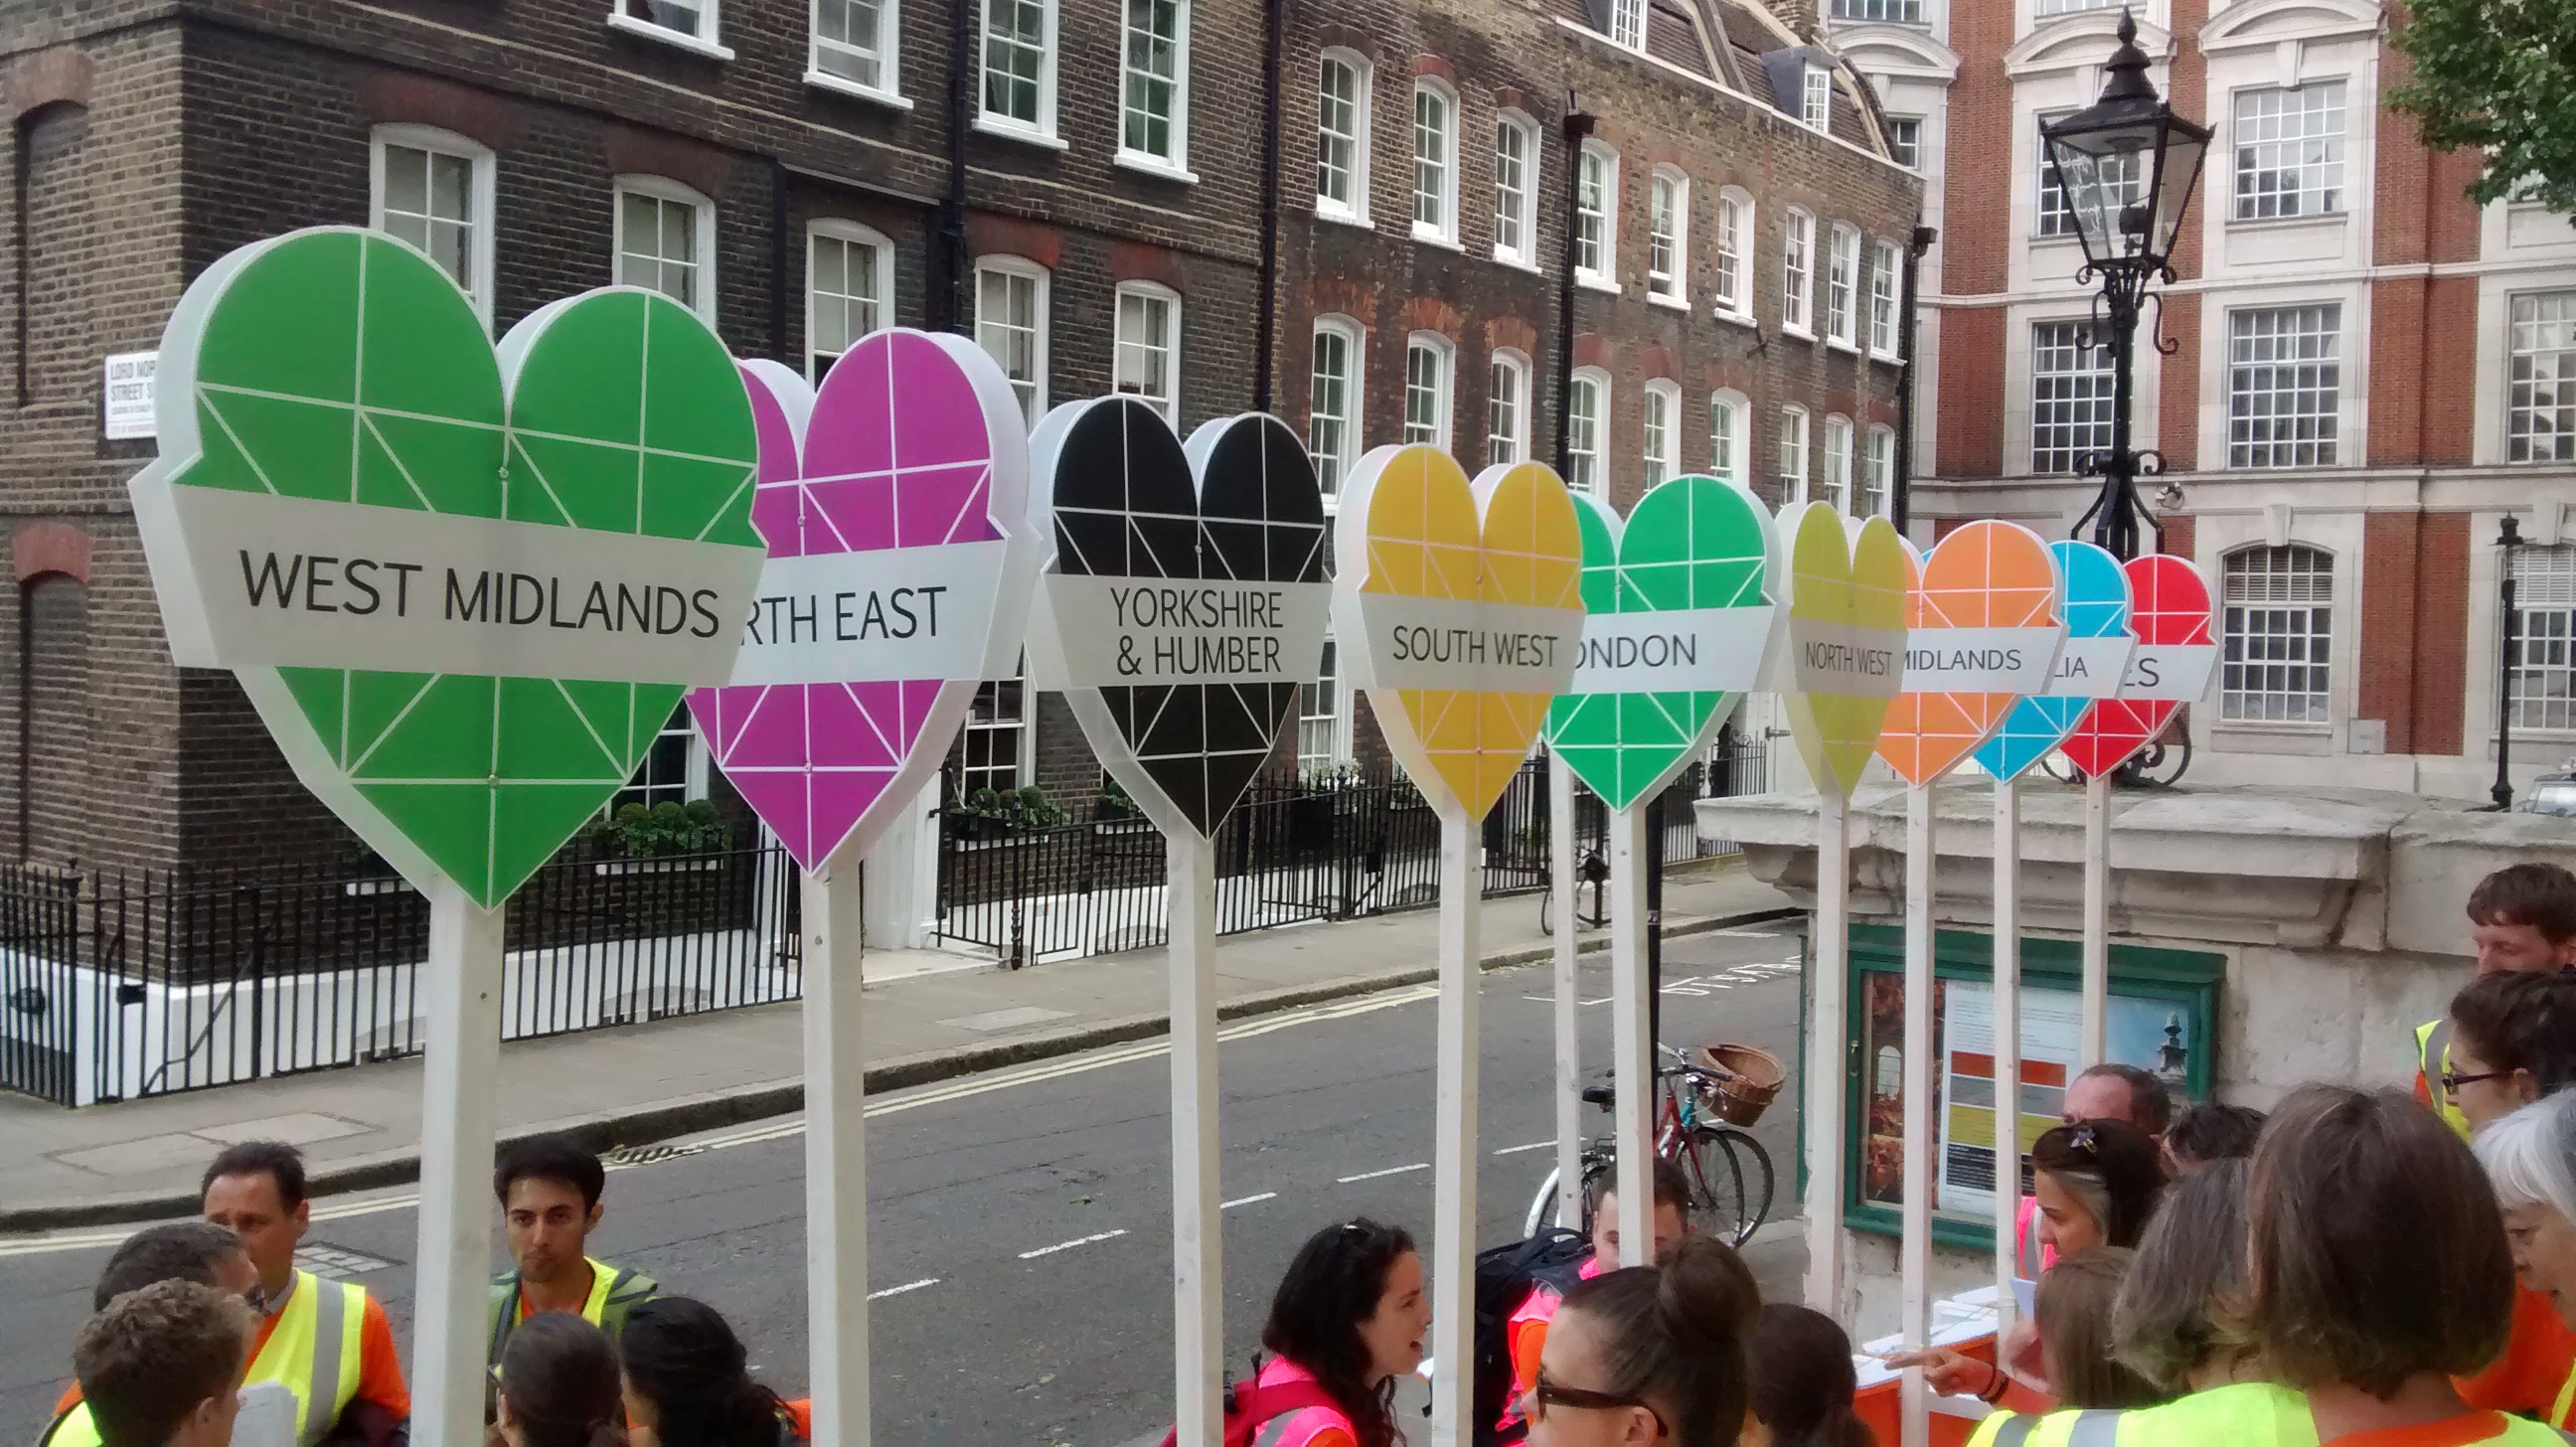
[
  {"xmin": 130, "ymin": 229, "xmax": 765, "ymax": 907},
  {"xmin": 1541, "ymin": 475, "xmax": 1777, "ymax": 811}
]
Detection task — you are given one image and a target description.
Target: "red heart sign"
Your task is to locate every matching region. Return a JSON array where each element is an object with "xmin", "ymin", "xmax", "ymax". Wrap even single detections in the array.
[{"xmin": 2061, "ymin": 554, "xmax": 2216, "ymax": 778}]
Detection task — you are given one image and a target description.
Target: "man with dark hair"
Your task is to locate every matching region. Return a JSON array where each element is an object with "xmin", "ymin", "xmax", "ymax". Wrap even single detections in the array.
[
  {"xmin": 72, "ymin": 1280, "xmax": 251, "ymax": 1447},
  {"xmin": 485, "ymin": 1134, "xmax": 657, "ymax": 1367},
  {"xmin": 41, "ymin": 1223, "xmax": 271, "ymax": 1446},
  {"xmin": 200, "ymin": 1142, "xmax": 408, "ymax": 1446},
  {"xmin": 2417, "ymin": 863, "xmax": 2576, "ymax": 1138},
  {"xmin": 2061, "ymin": 1062, "xmax": 2174, "ymax": 1136}
]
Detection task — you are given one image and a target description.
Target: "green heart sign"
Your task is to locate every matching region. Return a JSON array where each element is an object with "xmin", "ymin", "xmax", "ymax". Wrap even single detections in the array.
[
  {"xmin": 1541, "ymin": 475, "xmax": 1777, "ymax": 811},
  {"xmin": 130, "ymin": 229, "xmax": 765, "ymax": 906}
]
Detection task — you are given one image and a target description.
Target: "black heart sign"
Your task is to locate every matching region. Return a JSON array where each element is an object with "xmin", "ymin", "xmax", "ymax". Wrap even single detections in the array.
[{"xmin": 1026, "ymin": 399, "xmax": 1331, "ymax": 840}]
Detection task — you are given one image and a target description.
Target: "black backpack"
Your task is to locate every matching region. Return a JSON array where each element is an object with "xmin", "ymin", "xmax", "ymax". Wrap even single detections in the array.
[{"xmin": 1470, "ymin": 1228, "xmax": 1594, "ymax": 1445}]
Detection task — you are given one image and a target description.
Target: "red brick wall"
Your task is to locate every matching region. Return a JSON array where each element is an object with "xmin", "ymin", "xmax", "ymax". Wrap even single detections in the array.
[
  {"xmin": 2413, "ymin": 512, "xmax": 2471, "ymax": 757},
  {"xmin": 2358, "ymin": 510, "xmax": 2472, "ymax": 756},
  {"xmin": 1938, "ymin": 0, "xmax": 2013, "ymax": 299},
  {"xmin": 2158, "ymin": 514, "xmax": 2194, "ymax": 562},
  {"xmin": 1937, "ymin": 305, "xmax": 2005, "ymax": 477},
  {"xmin": 2157, "ymin": 292, "xmax": 2200, "ymax": 463}
]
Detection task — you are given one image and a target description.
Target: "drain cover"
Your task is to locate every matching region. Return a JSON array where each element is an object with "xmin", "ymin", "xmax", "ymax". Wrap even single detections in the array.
[
  {"xmin": 297, "ymin": 1242, "xmax": 396, "ymax": 1278},
  {"xmin": 601, "ymin": 1142, "xmax": 706, "ymax": 1168}
]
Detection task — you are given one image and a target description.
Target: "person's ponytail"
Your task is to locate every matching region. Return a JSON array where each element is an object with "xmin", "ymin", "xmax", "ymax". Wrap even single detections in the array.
[
  {"xmin": 496, "ymin": 1314, "xmax": 628, "ymax": 1447},
  {"xmin": 1750, "ymin": 1303, "xmax": 1871, "ymax": 1447},
  {"xmin": 617, "ymin": 1297, "xmax": 786, "ymax": 1447},
  {"xmin": 1561, "ymin": 1237, "xmax": 1757, "ymax": 1446}
]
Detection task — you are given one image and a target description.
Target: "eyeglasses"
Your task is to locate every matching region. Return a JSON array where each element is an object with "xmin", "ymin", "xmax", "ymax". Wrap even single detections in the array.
[
  {"xmin": 1526, "ymin": 1367, "xmax": 1667, "ymax": 1434},
  {"xmin": 2444, "ymin": 1068, "xmax": 2512, "ymax": 1099}
]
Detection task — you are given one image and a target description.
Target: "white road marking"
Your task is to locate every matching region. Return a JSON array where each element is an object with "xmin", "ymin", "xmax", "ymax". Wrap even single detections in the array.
[
  {"xmin": 1337, "ymin": 1163, "xmax": 1431, "ymax": 1184},
  {"xmin": 1713, "ymin": 927, "xmax": 1785, "ymax": 938},
  {"xmin": 869, "ymin": 1277, "xmax": 939, "ymax": 1300},
  {"xmin": 1491, "ymin": 1140, "xmax": 1554, "ymax": 1156},
  {"xmin": 1220, "ymin": 1193, "xmax": 1277, "ymax": 1209},
  {"xmin": 1019, "ymin": 1229, "xmax": 1128, "ymax": 1259}
]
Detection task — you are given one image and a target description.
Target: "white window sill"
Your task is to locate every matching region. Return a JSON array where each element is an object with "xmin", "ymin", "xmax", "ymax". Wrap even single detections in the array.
[
  {"xmin": 2226, "ymin": 210, "xmax": 2349, "ymax": 231},
  {"xmin": 1491, "ymin": 247, "xmax": 1542, "ymax": 273},
  {"xmin": 1116, "ymin": 151, "xmax": 1200, "ymax": 184},
  {"xmin": 1714, "ymin": 306, "xmax": 1759, "ymax": 329},
  {"xmin": 973, "ymin": 114, "xmax": 1067, "ymax": 151},
  {"xmin": 805, "ymin": 69, "xmax": 913, "ymax": 110},
  {"xmin": 1316, "ymin": 205, "xmax": 1375, "ymax": 232},
  {"xmin": 1782, "ymin": 324, "xmax": 1817, "ymax": 343},
  {"xmin": 1412, "ymin": 223, "xmax": 1462, "ymax": 249},
  {"xmin": 606, "ymin": 11, "xmax": 733, "ymax": 60},
  {"xmin": 1828, "ymin": 337, "xmax": 1862, "ymax": 356},
  {"xmin": 1648, "ymin": 289, "xmax": 1690, "ymax": 311},
  {"xmin": 1870, "ymin": 346, "xmax": 1903, "ymax": 365},
  {"xmin": 1577, "ymin": 274, "xmax": 1621, "ymax": 295}
]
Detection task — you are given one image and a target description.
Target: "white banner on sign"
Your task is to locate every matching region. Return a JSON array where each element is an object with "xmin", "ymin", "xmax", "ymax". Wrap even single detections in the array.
[
  {"xmin": 103, "ymin": 351, "xmax": 157, "ymax": 441},
  {"xmin": 2042, "ymin": 635, "xmax": 2136, "ymax": 701},
  {"xmin": 1334, "ymin": 591, "xmax": 1582, "ymax": 695},
  {"xmin": 1030, "ymin": 575, "xmax": 1334, "ymax": 689},
  {"xmin": 1899, "ymin": 625, "xmax": 2062, "ymax": 695},
  {"xmin": 1787, "ymin": 618, "xmax": 1906, "ymax": 700},
  {"xmin": 2116, "ymin": 642, "xmax": 2220, "ymax": 702},
  {"xmin": 1566, "ymin": 605, "xmax": 1776, "ymax": 696},
  {"xmin": 725, "ymin": 541, "xmax": 1008, "ymax": 688},
  {"xmin": 140, "ymin": 485, "xmax": 764, "ymax": 686}
]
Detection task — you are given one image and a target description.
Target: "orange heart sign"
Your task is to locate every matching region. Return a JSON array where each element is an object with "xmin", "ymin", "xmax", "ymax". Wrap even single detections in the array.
[
  {"xmin": 1873, "ymin": 520, "xmax": 2063, "ymax": 787},
  {"xmin": 1333, "ymin": 447, "xmax": 1585, "ymax": 819}
]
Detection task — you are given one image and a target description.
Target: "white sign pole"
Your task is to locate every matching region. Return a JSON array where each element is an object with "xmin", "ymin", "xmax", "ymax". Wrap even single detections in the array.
[
  {"xmin": 1170, "ymin": 832, "xmax": 1224, "ymax": 1445},
  {"xmin": 410, "ymin": 886, "xmax": 505, "ymax": 1447},
  {"xmin": 1899, "ymin": 785, "xmax": 1937, "ymax": 1447},
  {"xmin": 1550, "ymin": 759, "xmax": 1584, "ymax": 1227},
  {"xmin": 803, "ymin": 861, "xmax": 870, "ymax": 1447},
  {"xmin": 1803, "ymin": 788, "xmax": 1851, "ymax": 1315},
  {"xmin": 2080, "ymin": 772, "xmax": 2111, "ymax": 1066},
  {"xmin": 1992, "ymin": 775, "xmax": 2022, "ymax": 1335},
  {"xmin": 1429, "ymin": 803, "xmax": 1482, "ymax": 1447},
  {"xmin": 1608, "ymin": 804, "xmax": 1657, "ymax": 1267}
]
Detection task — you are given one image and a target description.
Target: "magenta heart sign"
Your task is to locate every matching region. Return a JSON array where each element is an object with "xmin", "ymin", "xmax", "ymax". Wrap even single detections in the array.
[{"xmin": 687, "ymin": 330, "xmax": 1040, "ymax": 872}]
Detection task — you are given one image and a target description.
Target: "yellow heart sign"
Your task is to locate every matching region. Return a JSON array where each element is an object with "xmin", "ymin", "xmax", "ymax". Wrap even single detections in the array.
[
  {"xmin": 1333, "ymin": 448, "xmax": 1585, "ymax": 819},
  {"xmin": 1774, "ymin": 503, "xmax": 1909, "ymax": 800}
]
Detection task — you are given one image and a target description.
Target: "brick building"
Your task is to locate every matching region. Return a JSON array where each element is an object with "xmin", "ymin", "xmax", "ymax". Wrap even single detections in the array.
[
  {"xmin": 1828, "ymin": 0, "xmax": 2576, "ymax": 799},
  {"xmin": 0, "ymin": 0, "xmax": 1916, "ymax": 876}
]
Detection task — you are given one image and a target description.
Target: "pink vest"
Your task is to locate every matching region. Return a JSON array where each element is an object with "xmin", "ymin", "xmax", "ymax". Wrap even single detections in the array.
[{"xmin": 1250, "ymin": 1358, "xmax": 1361, "ymax": 1447}]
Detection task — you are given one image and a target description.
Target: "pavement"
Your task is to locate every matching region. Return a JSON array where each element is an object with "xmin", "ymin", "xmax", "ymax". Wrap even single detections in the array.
[{"xmin": 0, "ymin": 860, "xmax": 1796, "ymax": 1230}]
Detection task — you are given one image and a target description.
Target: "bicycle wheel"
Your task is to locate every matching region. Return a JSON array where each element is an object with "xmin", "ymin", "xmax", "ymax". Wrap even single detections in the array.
[
  {"xmin": 1678, "ymin": 1127, "xmax": 1776, "ymax": 1247},
  {"xmin": 1524, "ymin": 1165, "xmax": 1560, "ymax": 1236},
  {"xmin": 1538, "ymin": 887, "xmax": 1554, "ymax": 938}
]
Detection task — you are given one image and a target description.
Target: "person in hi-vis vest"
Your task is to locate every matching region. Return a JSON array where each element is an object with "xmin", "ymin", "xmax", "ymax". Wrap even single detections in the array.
[
  {"xmin": 2416, "ymin": 864, "xmax": 2576, "ymax": 1140},
  {"xmin": 39, "ymin": 1221, "xmax": 294, "ymax": 1447},
  {"xmin": 485, "ymin": 1135, "xmax": 658, "ymax": 1368},
  {"xmin": 69, "ymin": 1281, "xmax": 256, "ymax": 1447},
  {"xmin": 200, "ymin": 1142, "xmax": 411, "ymax": 1447}
]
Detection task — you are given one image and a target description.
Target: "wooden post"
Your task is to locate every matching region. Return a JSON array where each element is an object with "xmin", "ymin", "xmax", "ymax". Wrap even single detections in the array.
[
  {"xmin": 1900, "ymin": 786, "xmax": 1936, "ymax": 1447},
  {"xmin": 410, "ymin": 885, "xmax": 506, "ymax": 1447},
  {"xmin": 1608, "ymin": 805, "xmax": 1656, "ymax": 1266},
  {"xmin": 2081, "ymin": 772, "xmax": 2110, "ymax": 1067},
  {"xmin": 1992, "ymin": 776, "xmax": 2022, "ymax": 1334},
  {"xmin": 1428, "ymin": 804, "xmax": 1482, "ymax": 1446},
  {"xmin": 1803, "ymin": 789, "xmax": 1851, "ymax": 1315},
  {"xmin": 1168, "ymin": 833, "xmax": 1223, "ymax": 1445},
  {"xmin": 1549, "ymin": 760, "xmax": 1583, "ymax": 1227},
  {"xmin": 803, "ymin": 863, "xmax": 871, "ymax": 1447}
]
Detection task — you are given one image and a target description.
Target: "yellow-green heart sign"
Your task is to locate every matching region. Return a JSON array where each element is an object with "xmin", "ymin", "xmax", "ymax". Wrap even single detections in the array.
[{"xmin": 1774, "ymin": 503, "xmax": 1908, "ymax": 799}]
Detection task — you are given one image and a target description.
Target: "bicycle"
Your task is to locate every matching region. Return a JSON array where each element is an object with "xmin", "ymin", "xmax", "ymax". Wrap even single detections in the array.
[
  {"xmin": 2039, "ymin": 708, "xmax": 2193, "ymax": 788},
  {"xmin": 1521, "ymin": 1044, "xmax": 1776, "ymax": 1248},
  {"xmin": 1536, "ymin": 843, "xmax": 1612, "ymax": 936}
]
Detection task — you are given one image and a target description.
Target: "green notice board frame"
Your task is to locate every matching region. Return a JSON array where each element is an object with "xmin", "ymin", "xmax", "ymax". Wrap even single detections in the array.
[{"xmin": 1835, "ymin": 923, "xmax": 2223, "ymax": 1250}]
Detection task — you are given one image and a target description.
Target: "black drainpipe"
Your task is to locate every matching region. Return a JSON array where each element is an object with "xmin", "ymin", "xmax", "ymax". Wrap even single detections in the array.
[
  {"xmin": 1553, "ymin": 96, "xmax": 1595, "ymax": 476},
  {"xmin": 934, "ymin": 0, "xmax": 975, "ymax": 332},
  {"xmin": 770, "ymin": 161, "xmax": 791, "ymax": 364},
  {"xmin": 1891, "ymin": 222, "xmax": 1935, "ymax": 537},
  {"xmin": 1252, "ymin": 0, "xmax": 1286, "ymax": 412}
]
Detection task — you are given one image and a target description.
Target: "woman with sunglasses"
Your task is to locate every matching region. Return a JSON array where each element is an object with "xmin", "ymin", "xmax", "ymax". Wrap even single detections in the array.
[
  {"xmin": 1237, "ymin": 1218, "xmax": 1430, "ymax": 1447},
  {"xmin": 1525, "ymin": 1234, "xmax": 1758, "ymax": 1447}
]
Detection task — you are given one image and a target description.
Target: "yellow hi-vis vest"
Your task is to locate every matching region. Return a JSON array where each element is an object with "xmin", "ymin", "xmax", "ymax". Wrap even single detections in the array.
[
  {"xmin": 1968, "ymin": 1383, "xmax": 2576, "ymax": 1447},
  {"xmin": 2421, "ymin": 1017, "xmax": 2475, "ymax": 1140},
  {"xmin": 42, "ymin": 1275, "xmax": 361, "ymax": 1447}
]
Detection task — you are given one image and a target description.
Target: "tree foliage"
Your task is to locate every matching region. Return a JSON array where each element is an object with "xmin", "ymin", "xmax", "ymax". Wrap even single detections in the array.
[{"xmin": 2387, "ymin": 0, "xmax": 2576, "ymax": 215}]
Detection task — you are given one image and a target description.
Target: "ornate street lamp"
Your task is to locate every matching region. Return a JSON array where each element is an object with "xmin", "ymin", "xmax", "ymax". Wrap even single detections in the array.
[
  {"xmin": 2042, "ymin": 10, "xmax": 2211, "ymax": 561},
  {"xmin": 2493, "ymin": 514, "xmax": 2527, "ymax": 810}
]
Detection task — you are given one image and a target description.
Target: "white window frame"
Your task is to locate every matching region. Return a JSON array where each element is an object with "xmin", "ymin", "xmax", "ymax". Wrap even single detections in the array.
[
  {"xmin": 610, "ymin": 0, "xmax": 733, "ymax": 60},
  {"xmin": 1568, "ymin": 368, "xmax": 1611, "ymax": 496},
  {"xmin": 1402, "ymin": 332, "xmax": 1454, "ymax": 449},
  {"xmin": 1298, "ymin": 637, "xmax": 1352, "ymax": 770},
  {"xmin": 1782, "ymin": 208, "xmax": 1815, "ymax": 337},
  {"xmin": 1113, "ymin": 280, "xmax": 1183, "ymax": 425},
  {"xmin": 1826, "ymin": 223, "xmax": 1859, "ymax": 348},
  {"xmin": 2507, "ymin": 290, "xmax": 2576, "ymax": 464},
  {"xmin": 1831, "ymin": 0, "xmax": 1923, "ymax": 20},
  {"xmin": 977, "ymin": 0, "xmax": 1059, "ymax": 145},
  {"xmin": 1714, "ymin": 188, "xmax": 1754, "ymax": 320},
  {"xmin": 1411, "ymin": 78, "xmax": 1460, "ymax": 245},
  {"xmin": 1315, "ymin": 50, "xmax": 1372, "ymax": 225},
  {"xmin": 612, "ymin": 174, "xmax": 719, "ymax": 325},
  {"xmin": 1779, "ymin": 404, "xmax": 1810, "ymax": 506},
  {"xmin": 1488, "ymin": 348, "xmax": 1530, "ymax": 467},
  {"xmin": 614, "ymin": 702, "xmax": 712, "ymax": 813},
  {"xmin": 2226, "ymin": 303, "xmax": 2341, "ymax": 469},
  {"xmin": 808, "ymin": 0, "xmax": 908, "ymax": 106},
  {"xmin": 1863, "ymin": 424, "xmax": 1896, "ymax": 518},
  {"xmin": 1117, "ymin": 0, "xmax": 1192, "ymax": 177},
  {"xmin": 2037, "ymin": 109, "xmax": 2142, "ymax": 241},
  {"xmin": 370, "ymin": 124, "xmax": 497, "ymax": 331},
  {"xmin": 1642, "ymin": 380, "xmax": 1682, "ymax": 487},
  {"xmin": 805, "ymin": 219, "xmax": 892, "ymax": 383},
  {"xmin": 974, "ymin": 254, "xmax": 1050, "ymax": 426},
  {"xmin": 960, "ymin": 654, "xmax": 1035, "ymax": 799},
  {"xmin": 1648, "ymin": 167, "xmax": 1690, "ymax": 307},
  {"xmin": 1577, "ymin": 141, "xmax": 1620, "ymax": 290},
  {"xmin": 1609, "ymin": 0, "xmax": 1647, "ymax": 49},
  {"xmin": 2231, "ymin": 81, "xmax": 2346, "ymax": 223},
  {"xmin": 2507, "ymin": 545, "xmax": 2576, "ymax": 734},
  {"xmin": 2031, "ymin": 319, "xmax": 2115, "ymax": 476},
  {"xmin": 1709, "ymin": 389, "xmax": 1749, "ymax": 485},
  {"xmin": 1802, "ymin": 65, "xmax": 1833, "ymax": 132},
  {"xmin": 1885, "ymin": 115, "xmax": 1921, "ymax": 170},
  {"xmin": 2219, "ymin": 544, "xmax": 2335, "ymax": 727},
  {"xmin": 1309, "ymin": 315, "xmax": 1364, "ymax": 501},
  {"xmin": 1493, "ymin": 110, "xmax": 1538, "ymax": 267},
  {"xmin": 1868, "ymin": 238, "xmax": 1901, "ymax": 358},
  {"xmin": 1822, "ymin": 413, "xmax": 1853, "ymax": 515}
]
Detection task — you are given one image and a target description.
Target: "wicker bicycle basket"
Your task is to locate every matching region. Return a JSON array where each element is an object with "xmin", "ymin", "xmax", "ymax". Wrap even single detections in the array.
[{"xmin": 1694, "ymin": 1043, "xmax": 1787, "ymax": 1127}]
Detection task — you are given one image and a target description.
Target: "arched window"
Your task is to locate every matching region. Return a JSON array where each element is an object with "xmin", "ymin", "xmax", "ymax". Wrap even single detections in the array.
[
  {"xmin": 1822, "ymin": 414, "xmax": 1853, "ymax": 514},
  {"xmin": 16, "ymin": 571, "xmax": 87, "ymax": 864},
  {"xmin": 1114, "ymin": 280, "xmax": 1183, "ymax": 424},
  {"xmin": 372, "ymin": 124, "xmax": 496, "ymax": 327},
  {"xmin": 1403, "ymin": 332, "xmax": 1454, "ymax": 448},
  {"xmin": 806, "ymin": 219, "xmax": 891, "ymax": 381},
  {"xmin": 1576, "ymin": 142, "xmax": 1619, "ymax": 287},
  {"xmin": 1411, "ymin": 78, "xmax": 1459, "ymax": 244},
  {"xmin": 1493, "ymin": 111, "xmax": 1538, "ymax": 266},
  {"xmin": 974, "ymin": 254, "xmax": 1050, "ymax": 424},
  {"xmin": 1647, "ymin": 166, "xmax": 1689, "ymax": 305},
  {"xmin": 1708, "ymin": 390, "xmax": 1750, "ymax": 485},
  {"xmin": 613, "ymin": 174, "xmax": 719, "ymax": 323},
  {"xmin": 1568, "ymin": 368, "xmax": 1611, "ymax": 495},
  {"xmin": 1643, "ymin": 379, "xmax": 1682, "ymax": 487},
  {"xmin": 1714, "ymin": 188, "xmax": 1754, "ymax": 319},
  {"xmin": 1778, "ymin": 404, "xmax": 1810, "ymax": 506},
  {"xmin": 1781, "ymin": 208, "xmax": 1815, "ymax": 336},
  {"xmin": 1309, "ymin": 316, "xmax": 1365, "ymax": 496},
  {"xmin": 2220, "ymin": 545, "xmax": 2334, "ymax": 724},
  {"xmin": 1316, "ymin": 51, "xmax": 1372, "ymax": 222},
  {"xmin": 1487, "ymin": 348, "xmax": 1530, "ymax": 467},
  {"xmin": 1863, "ymin": 425, "xmax": 1896, "ymax": 518}
]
